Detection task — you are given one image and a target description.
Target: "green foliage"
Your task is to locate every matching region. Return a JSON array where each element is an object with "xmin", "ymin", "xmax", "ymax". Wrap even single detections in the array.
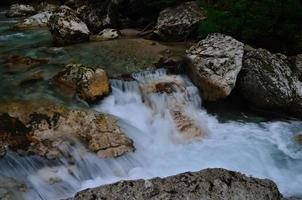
[{"xmin": 197, "ymin": 0, "xmax": 302, "ymax": 54}]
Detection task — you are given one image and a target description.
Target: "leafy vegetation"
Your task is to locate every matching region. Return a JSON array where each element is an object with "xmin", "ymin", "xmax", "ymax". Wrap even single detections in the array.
[{"xmin": 197, "ymin": 0, "xmax": 302, "ymax": 54}]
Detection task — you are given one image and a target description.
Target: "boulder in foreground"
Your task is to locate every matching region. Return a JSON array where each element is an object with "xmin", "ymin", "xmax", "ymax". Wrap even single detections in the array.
[
  {"xmin": 0, "ymin": 100, "xmax": 134, "ymax": 159},
  {"xmin": 70, "ymin": 168, "xmax": 282, "ymax": 200}
]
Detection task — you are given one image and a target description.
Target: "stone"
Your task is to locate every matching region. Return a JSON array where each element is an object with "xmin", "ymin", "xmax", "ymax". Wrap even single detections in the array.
[
  {"xmin": 154, "ymin": 1, "xmax": 206, "ymax": 41},
  {"xmin": 48, "ymin": 6, "xmax": 90, "ymax": 46},
  {"xmin": 6, "ymin": 4, "xmax": 36, "ymax": 18},
  {"xmin": 78, "ymin": 0, "xmax": 119, "ymax": 33},
  {"xmin": 140, "ymin": 75, "xmax": 207, "ymax": 140},
  {"xmin": 53, "ymin": 63, "xmax": 110, "ymax": 103},
  {"xmin": 237, "ymin": 46, "xmax": 302, "ymax": 116},
  {"xmin": 0, "ymin": 100, "xmax": 134, "ymax": 159},
  {"xmin": 186, "ymin": 33, "xmax": 244, "ymax": 101},
  {"xmin": 15, "ymin": 11, "xmax": 53, "ymax": 28},
  {"xmin": 90, "ymin": 28, "xmax": 119, "ymax": 41},
  {"xmin": 0, "ymin": 177, "xmax": 27, "ymax": 200},
  {"xmin": 70, "ymin": 168, "xmax": 282, "ymax": 200}
]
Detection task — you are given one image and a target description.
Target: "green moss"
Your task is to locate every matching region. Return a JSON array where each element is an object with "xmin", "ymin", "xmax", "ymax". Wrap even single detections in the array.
[{"xmin": 197, "ymin": 0, "xmax": 302, "ymax": 54}]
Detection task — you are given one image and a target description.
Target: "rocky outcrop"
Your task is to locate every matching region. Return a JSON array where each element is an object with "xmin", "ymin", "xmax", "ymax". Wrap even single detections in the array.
[
  {"xmin": 48, "ymin": 6, "xmax": 90, "ymax": 46},
  {"xmin": 0, "ymin": 100, "xmax": 134, "ymax": 159},
  {"xmin": 90, "ymin": 28, "xmax": 120, "ymax": 41},
  {"xmin": 53, "ymin": 63, "xmax": 110, "ymax": 103},
  {"xmin": 237, "ymin": 46, "xmax": 302, "ymax": 115},
  {"xmin": 186, "ymin": 33, "xmax": 244, "ymax": 101},
  {"xmin": 6, "ymin": 4, "xmax": 36, "ymax": 17},
  {"xmin": 155, "ymin": 1, "xmax": 206, "ymax": 41},
  {"xmin": 70, "ymin": 168, "xmax": 282, "ymax": 200},
  {"xmin": 15, "ymin": 11, "xmax": 53, "ymax": 28}
]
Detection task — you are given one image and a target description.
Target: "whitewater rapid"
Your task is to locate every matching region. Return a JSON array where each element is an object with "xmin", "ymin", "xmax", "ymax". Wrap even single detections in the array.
[{"xmin": 0, "ymin": 69, "xmax": 302, "ymax": 200}]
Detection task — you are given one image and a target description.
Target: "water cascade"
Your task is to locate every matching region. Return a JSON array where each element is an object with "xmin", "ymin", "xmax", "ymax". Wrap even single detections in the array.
[{"xmin": 0, "ymin": 69, "xmax": 302, "ymax": 199}]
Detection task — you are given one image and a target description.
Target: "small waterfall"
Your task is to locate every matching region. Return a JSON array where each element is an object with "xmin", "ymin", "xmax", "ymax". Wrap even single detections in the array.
[{"xmin": 0, "ymin": 69, "xmax": 302, "ymax": 199}]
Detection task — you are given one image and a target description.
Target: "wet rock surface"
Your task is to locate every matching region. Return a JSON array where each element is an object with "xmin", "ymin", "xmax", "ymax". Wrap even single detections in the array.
[
  {"xmin": 140, "ymin": 75, "xmax": 208, "ymax": 140},
  {"xmin": 0, "ymin": 177, "xmax": 27, "ymax": 200},
  {"xmin": 70, "ymin": 168, "xmax": 282, "ymax": 200},
  {"xmin": 53, "ymin": 63, "xmax": 111, "ymax": 103},
  {"xmin": 0, "ymin": 100, "xmax": 134, "ymax": 159},
  {"xmin": 155, "ymin": 1, "xmax": 206, "ymax": 41},
  {"xmin": 186, "ymin": 33, "xmax": 244, "ymax": 101}
]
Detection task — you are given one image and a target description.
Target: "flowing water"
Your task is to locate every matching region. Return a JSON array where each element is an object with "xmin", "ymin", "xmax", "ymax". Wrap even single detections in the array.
[{"xmin": 0, "ymin": 9, "xmax": 302, "ymax": 200}]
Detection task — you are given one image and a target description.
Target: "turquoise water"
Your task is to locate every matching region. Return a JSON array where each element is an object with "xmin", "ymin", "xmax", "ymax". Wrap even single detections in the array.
[{"xmin": 0, "ymin": 9, "xmax": 302, "ymax": 200}]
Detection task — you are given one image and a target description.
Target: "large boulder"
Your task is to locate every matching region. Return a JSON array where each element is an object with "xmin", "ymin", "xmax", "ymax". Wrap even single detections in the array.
[
  {"xmin": 6, "ymin": 4, "xmax": 36, "ymax": 17},
  {"xmin": 53, "ymin": 63, "xmax": 111, "ymax": 103},
  {"xmin": 237, "ymin": 46, "xmax": 302, "ymax": 115},
  {"xmin": 70, "ymin": 168, "xmax": 282, "ymax": 200},
  {"xmin": 78, "ymin": 0, "xmax": 119, "ymax": 33},
  {"xmin": 186, "ymin": 33, "xmax": 244, "ymax": 101},
  {"xmin": 154, "ymin": 1, "xmax": 206, "ymax": 41},
  {"xmin": 48, "ymin": 6, "xmax": 90, "ymax": 46},
  {"xmin": 15, "ymin": 11, "xmax": 53, "ymax": 29},
  {"xmin": 0, "ymin": 100, "xmax": 134, "ymax": 159}
]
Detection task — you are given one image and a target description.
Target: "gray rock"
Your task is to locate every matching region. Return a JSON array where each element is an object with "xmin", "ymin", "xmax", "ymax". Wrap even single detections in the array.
[
  {"xmin": 70, "ymin": 168, "xmax": 282, "ymax": 200},
  {"xmin": 48, "ymin": 6, "xmax": 90, "ymax": 46},
  {"xmin": 78, "ymin": 0, "xmax": 120, "ymax": 33},
  {"xmin": 155, "ymin": 1, "xmax": 206, "ymax": 41},
  {"xmin": 6, "ymin": 4, "xmax": 36, "ymax": 18},
  {"xmin": 237, "ymin": 46, "xmax": 302, "ymax": 115},
  {"xmin": 90, "ymin": 28, "xmax": 120, "ymax": 41},
  {"xmin": 186, "ymin": 33, "xmax": 244, "ymax": 101},
  {"xmin": 15, "ymin": 11, "xmax": 53, "ymax": 29}
]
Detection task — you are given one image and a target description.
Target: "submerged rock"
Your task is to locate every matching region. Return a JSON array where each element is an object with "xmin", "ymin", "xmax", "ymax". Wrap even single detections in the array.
[
  {"xmin": 140, "ymin": 75, "xmax": 207, "ymax": 140},
  {"xmin": 0, "ymin": 100, "xmax": 134, "ymax": 159},
  {"xmin": 15, "ymin": 11, "xmax": 53, "ymax": 28},
  {"xmin": 6, "ymin": 4, "xmax": 36, "ymax": 18},
  {"xmin": 155, "ymin": 1, "xmax": 206, "ymax": 41},
  {"xmin": 295, "ymin": 134, "xmax": 302, "ymax": 145},
  {"xmin": 237, "ymin": 46, "xmax": 302, "ymax": 116},
  {"xmin": 4, "ymin": 55, "xmax": 49, "ymax": 74},
  {"xmin": 70, "ymin": 168, "xmax": 282, "ymax": 200},
  {"xmin": 0, "ymin": 177, "xmax": 27, "ymax": 200},
  {"xmin": 186, "ymin": 33, "xmax": 244, "ymax": 101},
  {"xmin": 48, "ymin": 6, "xmax": 90, "ymax": 46},
  {"xmin": 53, "ymin": 63, "xmax": 110, "ymax": 103},
  {"xmin": 90, "ymin": 28, "xmax": 120, "ymax": 41}
]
